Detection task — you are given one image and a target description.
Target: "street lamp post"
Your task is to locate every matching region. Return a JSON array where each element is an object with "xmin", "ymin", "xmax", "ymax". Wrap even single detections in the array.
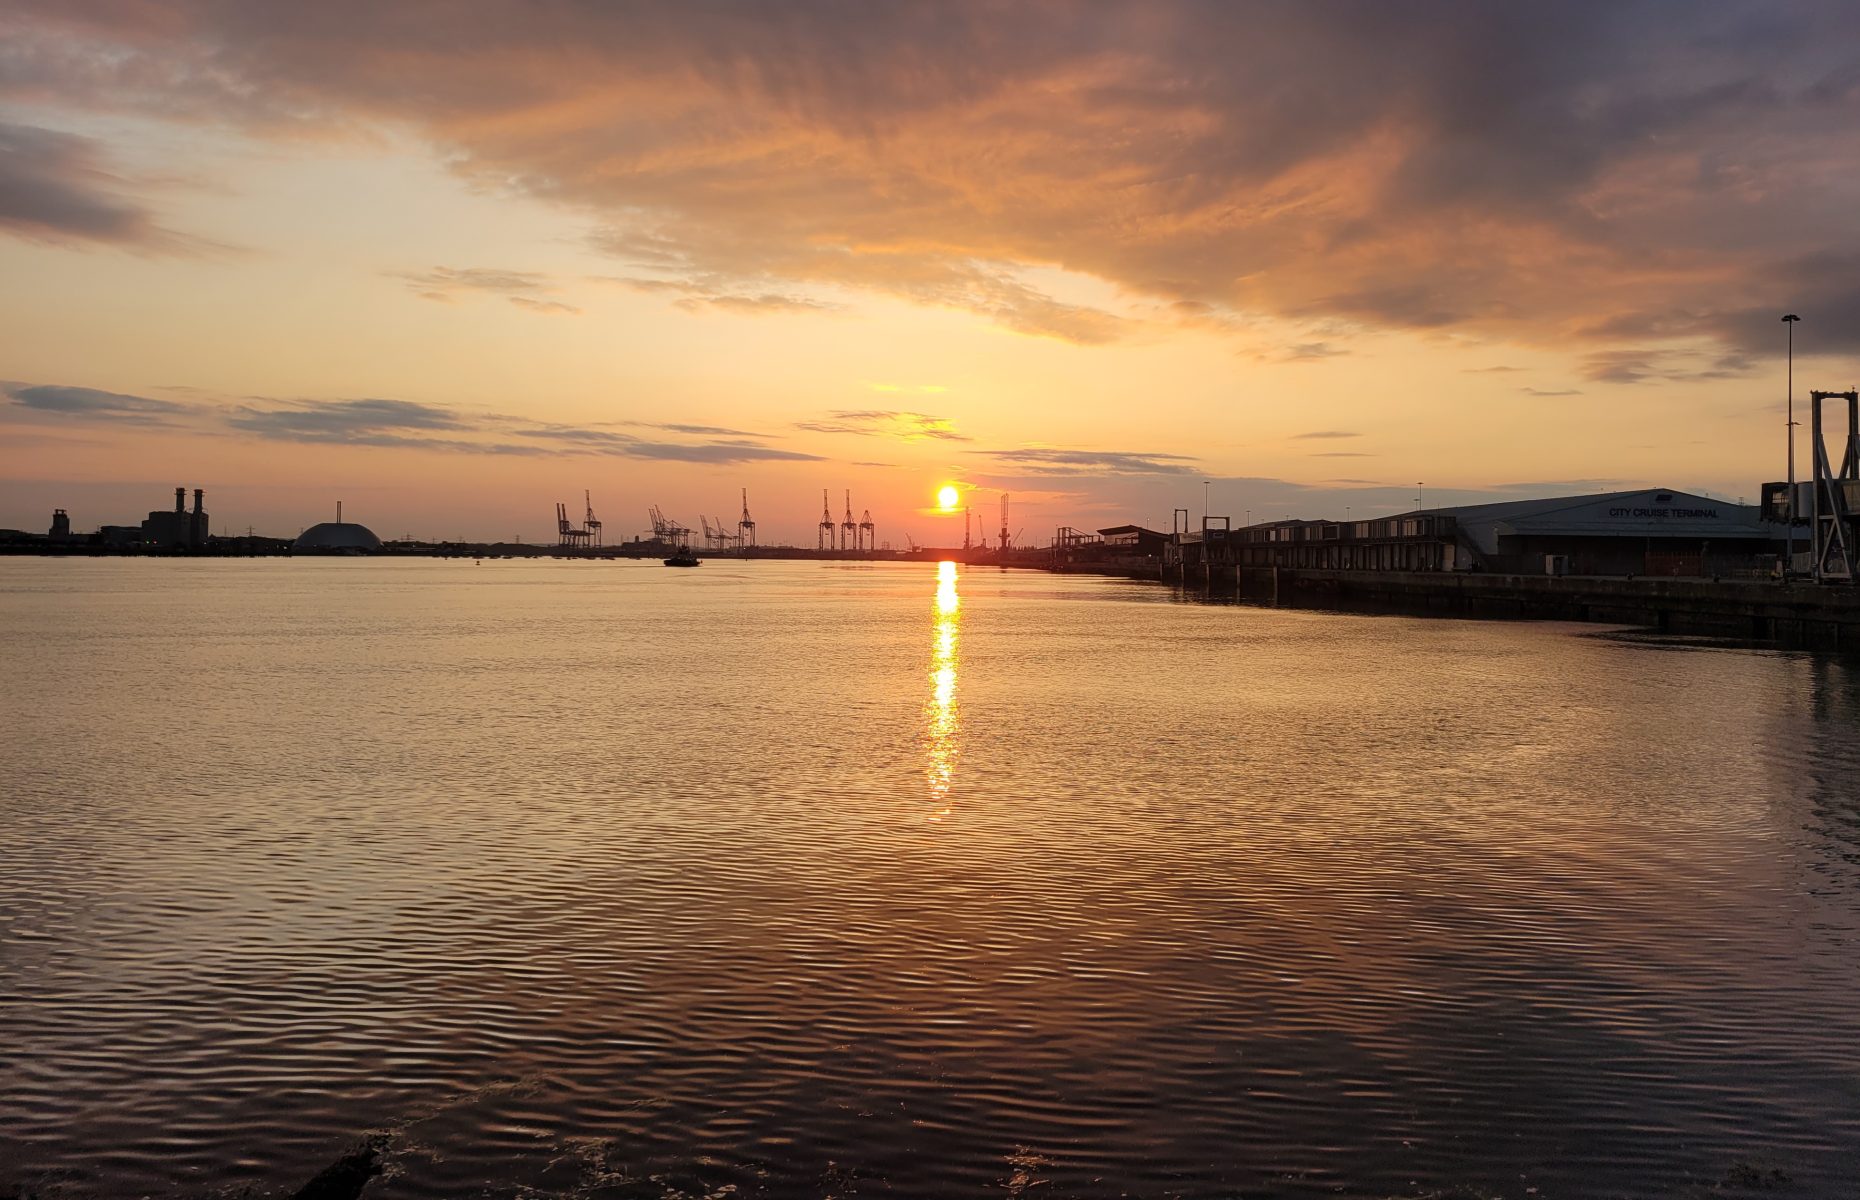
[
  {"xmin": 1783, "ymin": 314, "xmax": 1801, "ymax": 569},
  {"xmin": 1203, "ymin": 480, "xmax": 1210, "ymax": 529},
  {"xmin": 1416, "ymin": 482, "xmax": 1424, "ymax": 511}
]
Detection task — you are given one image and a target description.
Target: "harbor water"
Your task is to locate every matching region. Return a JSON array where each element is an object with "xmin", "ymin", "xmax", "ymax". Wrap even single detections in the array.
[{"xmin": 3, "ymin": 558, "xmax": 1858, "ymax": 1198}]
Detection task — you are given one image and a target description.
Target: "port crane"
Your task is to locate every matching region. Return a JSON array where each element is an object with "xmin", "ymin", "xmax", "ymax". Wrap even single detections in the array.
[
  {"xmin": 738, "ymin": 489, "xmax": 756, "ymax": 549},
  {"xmin": 585, "ymin": 491, "xmax": 603, "ymax": 548},
  {"xmin": 556, "ymin": 501, "xmax": 591, "ymax": 549},
  {"xmin": 699, "ymin": 515, "xmax": 743, "ymax": 552},
  {"xmin": 818, "ymin": 489, "xmax": 834, "ymax": 550},
  {"xmin": 648, "ymin": 505, "xmax": 692, "ymax": 551},
  {"xmin": 841, "ymin": 491, "xmax": 857, "ymax": 552}
]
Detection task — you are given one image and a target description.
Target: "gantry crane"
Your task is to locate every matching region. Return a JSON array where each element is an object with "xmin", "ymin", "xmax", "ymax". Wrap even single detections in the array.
[
  {"xmin": 738, "ymin": 489, "xmax": 756, "ymax": 550},
  {"xmin": 556, "ymin": 501, "xmax": 591, "ymax": 549},
  {"xmin": 648, "ymin": 505, "xmax": 692, "ymax": 551}
]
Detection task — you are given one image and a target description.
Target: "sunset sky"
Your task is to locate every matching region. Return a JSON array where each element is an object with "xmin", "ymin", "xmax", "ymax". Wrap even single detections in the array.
[{"xmin": 5, "ymin": 1, "xmax": 1859, "ymax": 544}]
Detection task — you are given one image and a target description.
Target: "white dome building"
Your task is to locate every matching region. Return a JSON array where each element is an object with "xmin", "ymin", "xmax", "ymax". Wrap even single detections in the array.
[{"xmin": 293, "ymin": 521, "xmax": 382, "ymax": 552}]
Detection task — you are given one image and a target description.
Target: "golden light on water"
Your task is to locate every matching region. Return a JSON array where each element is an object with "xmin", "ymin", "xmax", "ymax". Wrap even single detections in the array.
[
  {"xmin": 925, "ymin": 561, "xmax": 960, "ymax": 821},
  {"xmin": 935, "ymin": 558, "xmax": 960, "ymax": 614},
  {"xmin": 936, "ymin": 484, "xmax": 961, "ymax": 512}
]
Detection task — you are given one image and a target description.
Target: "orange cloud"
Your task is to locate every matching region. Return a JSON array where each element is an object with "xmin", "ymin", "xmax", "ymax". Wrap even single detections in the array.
[{"xmin": 7, "ymin": 1, "xmax": 1860, "ymax": 359}]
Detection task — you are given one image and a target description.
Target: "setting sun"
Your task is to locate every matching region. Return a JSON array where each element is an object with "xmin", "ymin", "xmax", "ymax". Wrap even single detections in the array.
[{"xmin": 936, "ymin": 485, "xmax": 960, "ymax": 511}]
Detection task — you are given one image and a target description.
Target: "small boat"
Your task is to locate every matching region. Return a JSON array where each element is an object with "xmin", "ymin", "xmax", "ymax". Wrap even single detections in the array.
[{"xmin": 664, "ymin": 553, "xmax": 700, "ymax": 568}]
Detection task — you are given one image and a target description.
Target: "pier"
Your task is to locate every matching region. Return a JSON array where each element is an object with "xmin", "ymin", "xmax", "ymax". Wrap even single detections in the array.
[{"xmin": 1137, "ymin": 562, "xmax": 1860, "ymax": 649}]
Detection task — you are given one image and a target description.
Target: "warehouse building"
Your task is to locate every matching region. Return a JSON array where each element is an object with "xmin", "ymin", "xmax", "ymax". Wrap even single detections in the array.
[
  {"xmin": 1426, "ymin": 488, "xmax": 1774, "ymax": 576},
  {"xmin": 1224, "ymin": 488, "xmax": 1778, "ymax": 577}
]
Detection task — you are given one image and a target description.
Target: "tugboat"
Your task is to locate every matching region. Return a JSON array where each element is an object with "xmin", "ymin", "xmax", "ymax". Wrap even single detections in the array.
[{"xmin": 664, "ymin": 551, "xmax": 700, "ymax": 567}]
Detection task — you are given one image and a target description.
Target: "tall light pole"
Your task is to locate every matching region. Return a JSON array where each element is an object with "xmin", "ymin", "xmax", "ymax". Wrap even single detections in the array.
[
  {"xmin": 1203, "ymin": 480, "xmax": 1210, "ymax": 528},
  {"xmin": 1783, "ymin": 313, "xmax": 1801, "ymax": 565},
  {"xmin": 1415, "ymin": 482, "xmax": 1424, "ymax": 511}
]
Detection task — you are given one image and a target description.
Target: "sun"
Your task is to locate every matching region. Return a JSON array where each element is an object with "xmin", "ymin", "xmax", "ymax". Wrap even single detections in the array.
[{"xmin": 936, "ymin": 484, "xmax": 960, "ymax": 511}]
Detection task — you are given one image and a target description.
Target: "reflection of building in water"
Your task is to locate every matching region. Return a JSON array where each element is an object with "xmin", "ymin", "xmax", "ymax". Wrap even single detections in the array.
[{"xmin": 924, "ymin": 560, "xmax": 961, "ymax": 820}]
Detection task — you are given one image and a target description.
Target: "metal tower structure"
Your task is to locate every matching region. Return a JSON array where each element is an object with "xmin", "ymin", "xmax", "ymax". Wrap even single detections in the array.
[
  {"xmin": 738, "ymin": 489, "xmax": 756, "ymax": 549},
  {"xmin": 859, "ymin": 508, "xmax": 875, "ymax": 552},
  {"xmin": 841, "ymin": 491, "xmax": 857, "ymax": 552},
  {"xmin": 1810, "ymin": 389, "xmax": 1860, "ymax": 582},
  {"xmin": 584, "ymin": 490, "xmax": 602, "ymax": 548},
  {"xmin": 998, "ymin": 494, "xmax": 1010, "ymax": 552},
  {"xmin": 963, "ymin": 506, "xmax": 972, "ymax": 552},
  {"xmin": 818, "ymin": 489, "xmax": 834, "ymax": 550},
  {"xmin": 556, "ymin": 502, "xmax": 591, "ymax": 549},
  {"xmin": 648, "ymin": 505, "xmax": 692, "ymax": 551}
]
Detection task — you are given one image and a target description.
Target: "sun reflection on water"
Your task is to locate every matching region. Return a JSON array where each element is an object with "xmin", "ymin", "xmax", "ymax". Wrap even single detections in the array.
[{"xmin": 925, "ymin": 561, "xmax": 960, "ymax": 820}]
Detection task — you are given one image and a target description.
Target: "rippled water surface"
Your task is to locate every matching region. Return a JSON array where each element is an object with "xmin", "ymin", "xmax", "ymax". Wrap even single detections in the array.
[{"xmin": 5, "ymin": 558, "xmax": 1860, "ymax": 1199}]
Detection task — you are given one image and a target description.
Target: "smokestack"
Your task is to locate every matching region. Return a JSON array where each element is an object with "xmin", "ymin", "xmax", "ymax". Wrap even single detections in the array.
[
  {"xmin": 338, "ymin": 500, "xmax": 343, "ymax": 525},
  {"xmin": 193, "ymin": 488, "xmax": 204, "ymax": 515},
  {"xmin": 175, "ymin": 487, "xmax": 185, "ymax": 513}
]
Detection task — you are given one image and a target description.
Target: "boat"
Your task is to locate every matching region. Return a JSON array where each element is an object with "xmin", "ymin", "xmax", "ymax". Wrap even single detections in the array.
[{"xmin": 664, "ymin": 552, "xmax": 700, "ymax": 567}]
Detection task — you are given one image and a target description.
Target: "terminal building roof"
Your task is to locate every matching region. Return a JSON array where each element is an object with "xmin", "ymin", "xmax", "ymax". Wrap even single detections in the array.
[{"xmin": 1417, "ymin": 487, "xmax": 1770, "ymax": 551}]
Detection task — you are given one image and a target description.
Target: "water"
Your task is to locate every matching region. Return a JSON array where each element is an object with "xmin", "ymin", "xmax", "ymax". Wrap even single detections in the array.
[{"xmin": 3, "ymin": 558, "xmax": 1859, "ymax": 1199}]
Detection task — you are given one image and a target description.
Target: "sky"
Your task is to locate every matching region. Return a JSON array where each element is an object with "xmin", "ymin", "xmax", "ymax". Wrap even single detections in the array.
[{"xmin": 4, "ymin": 0, "xmax": 1859, "ymax": 545}]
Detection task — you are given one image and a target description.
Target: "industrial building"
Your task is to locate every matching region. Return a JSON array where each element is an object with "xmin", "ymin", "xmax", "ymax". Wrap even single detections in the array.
[
  {"xmin": 1170, "ymin": 488, "xmax": 1778, "ymax": 579},
  {"xmin": 293, "ymin": 502, "xmax": 381, "ymax": 552},
  {"xmin": 141, "ymin": 487, "xmax": 210, "ymax": 550}
]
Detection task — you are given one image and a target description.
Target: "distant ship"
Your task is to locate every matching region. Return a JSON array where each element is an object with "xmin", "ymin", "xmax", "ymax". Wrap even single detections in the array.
[{"xmin": 664, "ymin": 552, "xmax": 700, "ymax": 567}]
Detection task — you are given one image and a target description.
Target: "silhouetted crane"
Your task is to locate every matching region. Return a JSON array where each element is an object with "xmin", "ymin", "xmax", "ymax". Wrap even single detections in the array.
[
  {"xmin": 648, "ymin": 505, "xmax": 691, "ymax": 550},
  {"xmin": 556, "ymin": 501, "xmax": 591, "ymax": 549},
  {"xmin": 738, "ymin": 489, "xmax": 756, "ymax": 549}
]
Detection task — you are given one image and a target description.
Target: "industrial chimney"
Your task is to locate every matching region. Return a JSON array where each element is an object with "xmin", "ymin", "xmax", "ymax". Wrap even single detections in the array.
[
  {"xmin": 175, "ymin": 486, "xmax": 185, "ymax": 513},
  {"xmin": 193, "ymin": 488, "xmax": 204, "ymax": 514}
]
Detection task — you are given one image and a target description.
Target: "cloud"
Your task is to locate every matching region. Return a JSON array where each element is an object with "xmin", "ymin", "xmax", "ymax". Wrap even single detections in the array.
[
  {"xmin": 517, "ymin": 425, "xmax": 821, "ymax": 460},
  {"xmin": 1310, "ymin": 451, "xmax": 1376, "ymax": 457},
  {"xmin": 0, "ymin": 121, "xmax": 164, "ymax": 247},
  {"xmin": 1282, "ymin": 341, "xmax": 1348, "ymax": 361},
  {"xmin": 219, "ymin": 397, "xmax": 821, "ymax": 460},
  {"xmin": 394, "ymin": 266, "xmax": 580, "ymax": 314},
  {"xmin": 506, "ymin": 296, "xmax": 580, "ymax": 316},
  {"xmin": 598, "ymin": 275, "xmax": 840, "ymax": 316},
  {"xmin": 619, "ymin": 439, "xmax": 822, "ymax": 463},
  {"xmin": 1520, "ymin": 387, "xmax": 1585, "ymax": 396},
  {"xmin": 624, "ymin": 420, "xmax": 759, "ymax": 437},
  {"xmin": 1292, "ymin": 430, "xmax": 1360, "ymax": 440},
  {"xmin": 972, "ymin": 447, "xmax": 1199, "ymax": 476},
  {"xmin": 1578, "ymin": 347, "xmax": 1754, "ymax": 384},
  {"xmin": 226, "ymin": 397, "xmax": 473, "ymax": 444},
  {"xmin": 5, "ymin": 382, "xmax": 187, "ymax": 422},
  {"xmin": 796, "ymin": 410, "xmax": 970, "ymax": 441},
  {"xmin": 11, "ymin": 2, "xmax": 1860, "ymax": 361},
  {"xmin": 1464, "ymin": 365, "xmax": 1524, "ymax": 373}
]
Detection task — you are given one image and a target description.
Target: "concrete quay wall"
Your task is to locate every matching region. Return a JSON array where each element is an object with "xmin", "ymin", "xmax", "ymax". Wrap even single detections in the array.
[{"xmin": 1221, "ymin": 568, "xmax": 1860, "ymax": 649}]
